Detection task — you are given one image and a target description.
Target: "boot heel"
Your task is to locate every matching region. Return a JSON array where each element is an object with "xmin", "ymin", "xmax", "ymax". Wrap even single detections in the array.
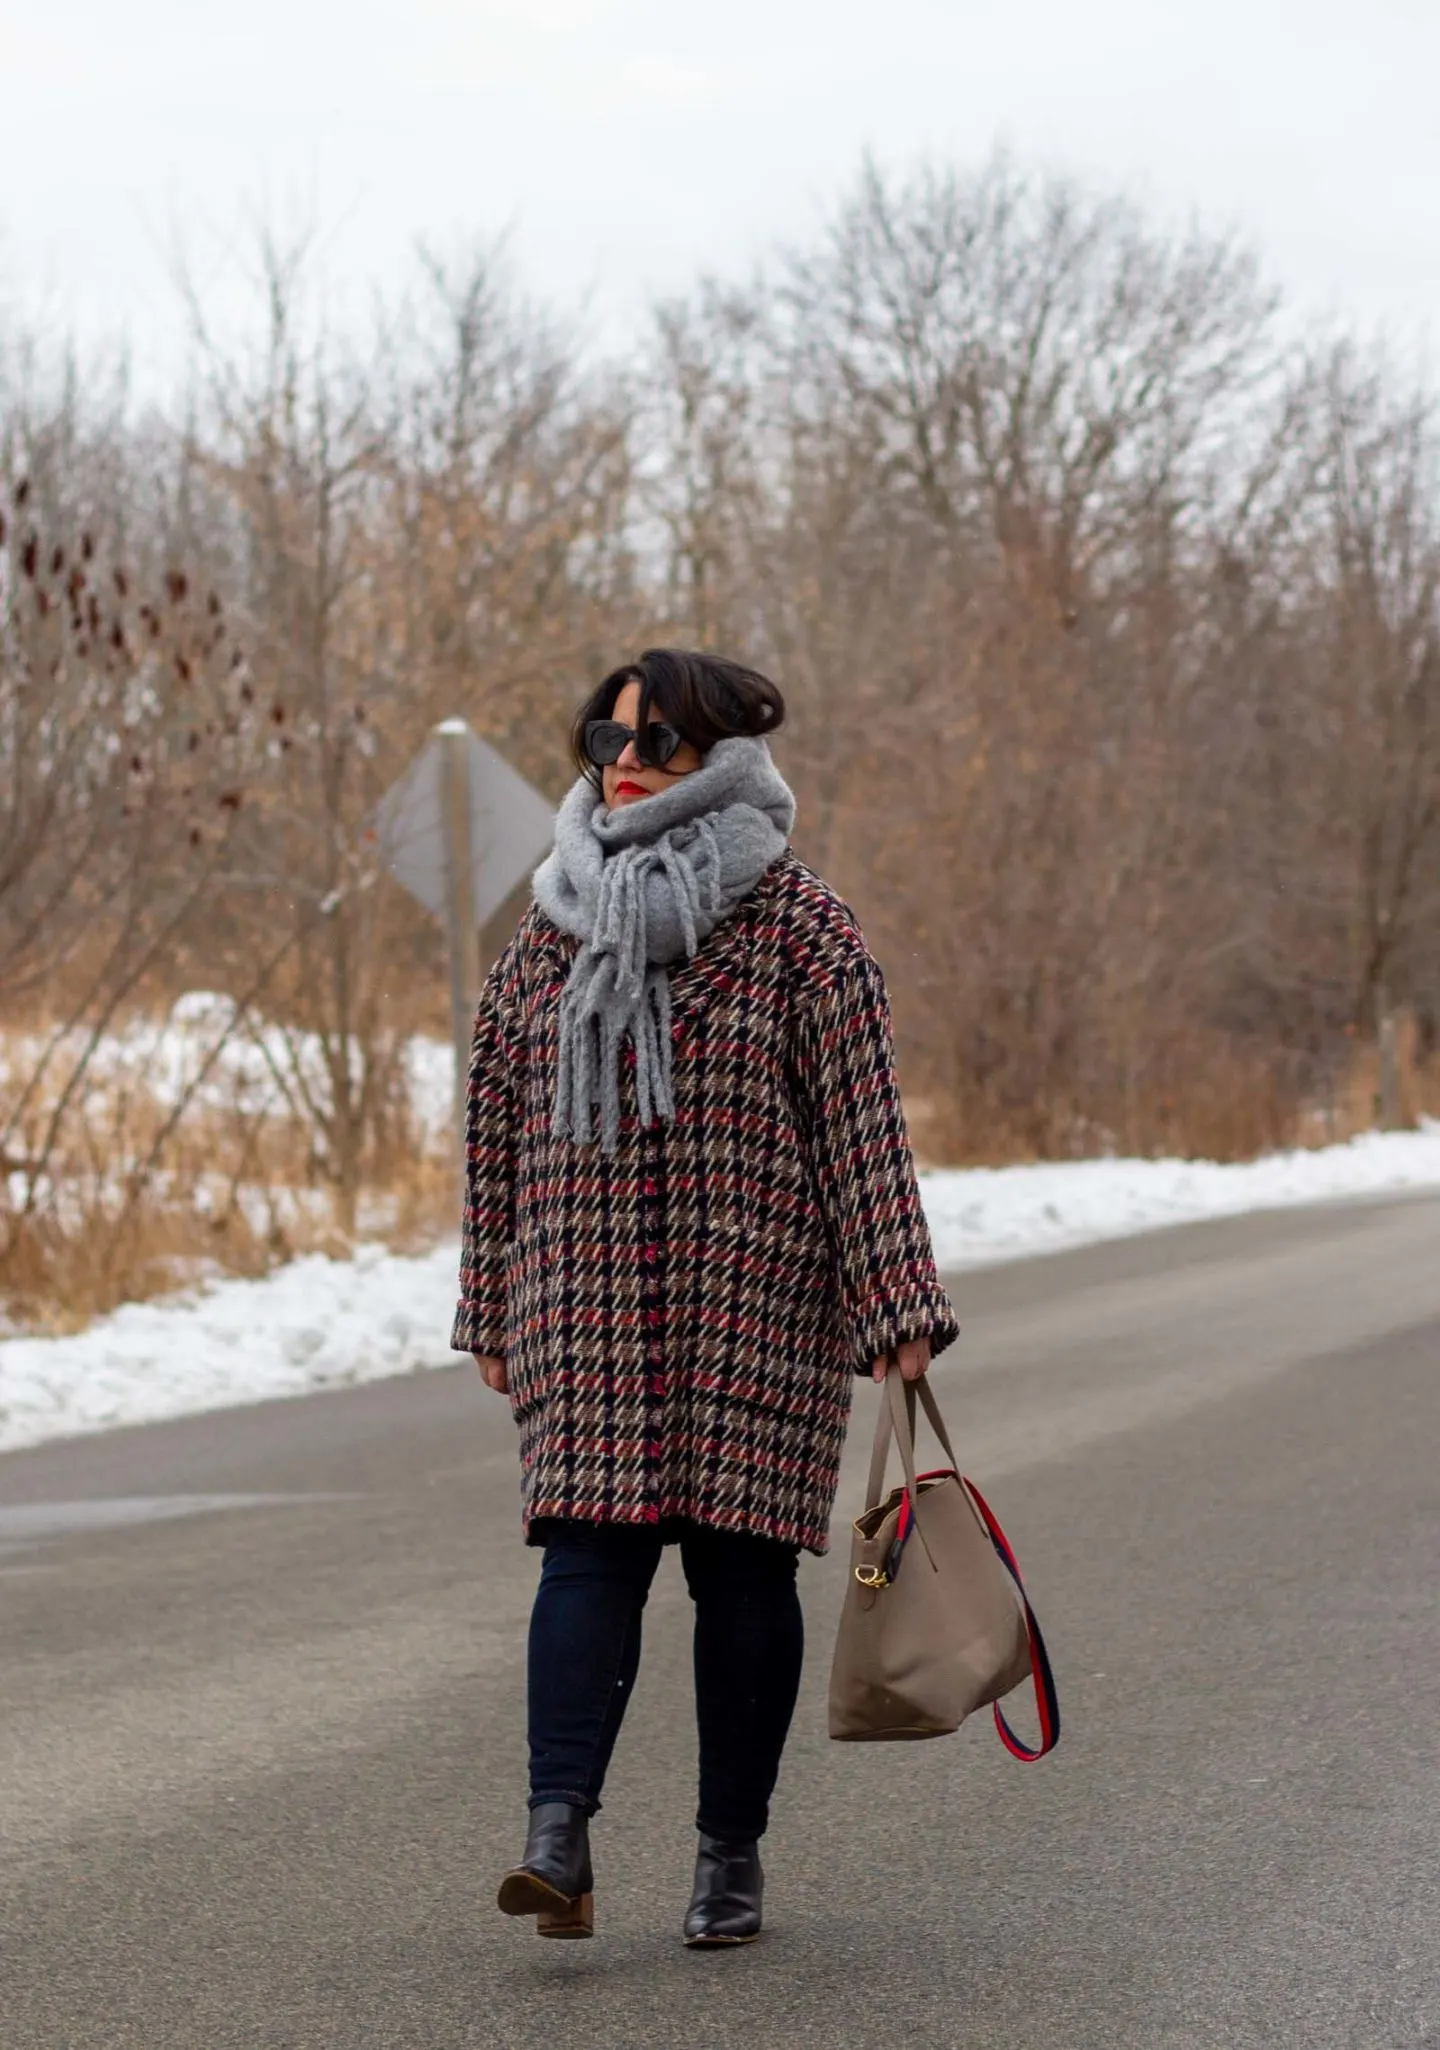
[
  {"xmin": 538, "ymin": 1892, "xmax": 594, "ymax": 1939},
  {"xmin": 498, "ymin": 1802, "xmax": 594, "ymax": 1937}
]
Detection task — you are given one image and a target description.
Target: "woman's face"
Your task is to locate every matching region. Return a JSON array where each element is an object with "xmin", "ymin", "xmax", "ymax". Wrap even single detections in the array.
[{"xmin": 602, "ymin": 679, "xmax": 704, "ymax": 811}]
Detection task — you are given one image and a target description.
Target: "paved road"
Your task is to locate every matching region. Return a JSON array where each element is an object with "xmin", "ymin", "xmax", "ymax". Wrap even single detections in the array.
[{"xmin": 4, "ymin": 1197, "xmax": 1439, "ymax": 2050}]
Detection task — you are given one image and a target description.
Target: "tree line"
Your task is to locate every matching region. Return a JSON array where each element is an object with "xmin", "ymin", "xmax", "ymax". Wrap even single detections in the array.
[{"xmin": 3, "ymin": 153, "xmax": 1437, "ymax": 1315}]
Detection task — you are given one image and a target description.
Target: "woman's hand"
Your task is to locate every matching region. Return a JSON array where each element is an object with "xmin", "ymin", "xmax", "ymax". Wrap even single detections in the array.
[
  {"xmin": 474, "ymin": 1354, "xmax": 509, "ymax": 1394},
  {"xmin": 871, "ymin": 1338, "xmax": 931, "ymax": 1385}
]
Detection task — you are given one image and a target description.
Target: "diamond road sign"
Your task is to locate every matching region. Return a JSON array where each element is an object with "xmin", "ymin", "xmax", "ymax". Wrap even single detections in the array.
[{"xmin": 373, "ymin": 723, "xmax": 554, "ymax": 928}]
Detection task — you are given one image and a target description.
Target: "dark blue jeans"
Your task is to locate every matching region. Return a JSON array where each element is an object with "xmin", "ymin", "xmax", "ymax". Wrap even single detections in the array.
[{"xmin": 526, "ymin": 1519, "xmax": 804, "ymax": 1841}]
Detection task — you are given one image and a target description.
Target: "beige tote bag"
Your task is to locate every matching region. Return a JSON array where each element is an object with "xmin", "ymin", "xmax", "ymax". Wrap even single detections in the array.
[{"xmin": 828, "ymin": 1367, "xmax": 1060, "ymax": 1755}]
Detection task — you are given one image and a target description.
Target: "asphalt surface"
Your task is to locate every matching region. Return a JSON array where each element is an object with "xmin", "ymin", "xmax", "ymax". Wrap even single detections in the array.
[{"xmin": 3, "ymin": 1195, "xmax": 1439, "ymax": 2050}]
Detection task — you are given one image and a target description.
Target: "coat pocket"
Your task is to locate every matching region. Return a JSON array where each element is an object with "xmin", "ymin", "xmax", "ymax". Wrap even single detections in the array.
[{"xmin": 503, "ymin": 1228, "xmax": 553, "ymax": 1418}]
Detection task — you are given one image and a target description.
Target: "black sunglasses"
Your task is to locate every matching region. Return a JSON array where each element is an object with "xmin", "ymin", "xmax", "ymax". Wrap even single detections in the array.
[{"xmin": 584, "ymin": 718, "xmax": 686, "ymax": 770}]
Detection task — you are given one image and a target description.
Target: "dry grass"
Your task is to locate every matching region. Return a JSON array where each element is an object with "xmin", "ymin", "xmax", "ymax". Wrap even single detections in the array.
[
  {"xmin": 907, "ymin": 1019, "xmax": 1437, "ymax": 1172},
  {"xmin": 1297, "ymin": 1014, "xmax": 1439, "ymax": 1144},
  {"xmin": 2, "ymin": 1204, "xmax": 276, "ymax": 1337},
  {"xmin": 3, "ymin": 1147, "xmax": 459, "ymax": 1335},
  {"xmin": 0, "ymin": 1011, "xmax": 455, "ymax": 1332},
  {"xmin": 907, "ymin": 1031, "xmax": 1303, "ymax": 1170}
]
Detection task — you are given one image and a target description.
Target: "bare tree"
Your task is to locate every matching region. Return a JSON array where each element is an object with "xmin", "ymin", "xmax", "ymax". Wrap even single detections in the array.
[{"xmin": 171, "ymin": 231, "xmax": 639, "ymax": 1231}]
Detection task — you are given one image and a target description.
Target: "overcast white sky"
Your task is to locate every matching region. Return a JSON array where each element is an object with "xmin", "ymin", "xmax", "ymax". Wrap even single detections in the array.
[{"xmin": 2, "ymin": 0, "xmax": 1438, "ymax": 386}]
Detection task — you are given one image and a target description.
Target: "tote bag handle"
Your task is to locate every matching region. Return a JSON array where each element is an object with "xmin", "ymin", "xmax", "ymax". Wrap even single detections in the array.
[{"xmin": 864, "ymin": 1368, "xmax": 962, "ymax": 1569}]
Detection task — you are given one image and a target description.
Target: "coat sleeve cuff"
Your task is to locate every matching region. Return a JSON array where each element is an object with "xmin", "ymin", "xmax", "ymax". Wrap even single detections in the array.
[
  {"xmin": 450, "ymin": 1297, "xmax": 507, "ymax": 1357},
  {"xmin": 846, "ymin": 1283, "xmax": 960, "ymax": 1374}
]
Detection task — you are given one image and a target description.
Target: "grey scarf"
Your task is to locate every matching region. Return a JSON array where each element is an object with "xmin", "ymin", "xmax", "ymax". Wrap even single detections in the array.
[{"xmin": 532, "ymin": 736, "xmax": 796, "ymax": 1152}]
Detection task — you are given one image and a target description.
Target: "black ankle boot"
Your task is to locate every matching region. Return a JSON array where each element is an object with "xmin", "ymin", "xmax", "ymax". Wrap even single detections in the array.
[
  {"xmin": 497, "ymin": 1802, "xmax": 595, "ymax": 1938},
  {"xmin": 683, "ymin": 1834, "xmax": 763, "ymax": 1947}
]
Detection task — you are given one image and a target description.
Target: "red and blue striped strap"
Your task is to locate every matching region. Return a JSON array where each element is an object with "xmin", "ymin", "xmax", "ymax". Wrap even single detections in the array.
[
  {"xmin": 892, "ymin": 1469, "xmax": 1060, "ymax": 1761},
  {"xmin": 962, "ymin": 1474, "xmax": 1061, "ymax": 1761}
]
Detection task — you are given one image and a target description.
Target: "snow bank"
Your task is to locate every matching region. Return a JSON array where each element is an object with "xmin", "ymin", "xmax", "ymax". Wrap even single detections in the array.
[
  {"xmin": 3, "ymin": 1127, "xmax": 1440, "ymax": 1455},
  {"xmin": 920, "ymin": 1125, "xmax": 1440, "ymax": 1268},
  {"xmin": 0, "ymin": 1244, "xmax": 461, "ymax": 1454}
]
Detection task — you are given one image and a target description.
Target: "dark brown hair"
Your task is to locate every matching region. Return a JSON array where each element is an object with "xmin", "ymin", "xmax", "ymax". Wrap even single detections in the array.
[{"xmin": 570, "ymin": 648, "xmax": 786, "ymax": 785}]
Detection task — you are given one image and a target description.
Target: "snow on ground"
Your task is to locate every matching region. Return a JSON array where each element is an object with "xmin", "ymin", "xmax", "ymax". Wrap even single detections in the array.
[
  {"xmin": 3, "ymin": 1126, "xmax": 1440, "ymax": 1455},
  {"xmin": 919, "ymin": 1125, "xmax": 1440, "ymax": 1266},
  {"xmin": 0, "ymin": 1244, "xmax": 462, "ymax": 1455}
]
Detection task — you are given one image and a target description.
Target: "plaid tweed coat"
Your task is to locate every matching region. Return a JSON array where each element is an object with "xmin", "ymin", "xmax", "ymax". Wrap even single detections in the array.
[{"xmin": 451, "ymin": 849, "xmax": 958, "ymax": 1554}]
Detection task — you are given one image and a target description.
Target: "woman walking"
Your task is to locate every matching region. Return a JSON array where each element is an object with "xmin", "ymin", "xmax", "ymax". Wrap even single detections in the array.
[{"xmin": 453, "ymin": 648, "xmax": 957, "ymax": 1946}]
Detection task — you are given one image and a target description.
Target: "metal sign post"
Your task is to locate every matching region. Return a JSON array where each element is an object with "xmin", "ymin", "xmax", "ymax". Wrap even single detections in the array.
[
  {"xmin": 372, "ymin": 719, "xmax": 555, "ymax": 1158},
  {"xmin": 437, "ymin": 721, "xmax": 484, "ymax": 1149}
]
